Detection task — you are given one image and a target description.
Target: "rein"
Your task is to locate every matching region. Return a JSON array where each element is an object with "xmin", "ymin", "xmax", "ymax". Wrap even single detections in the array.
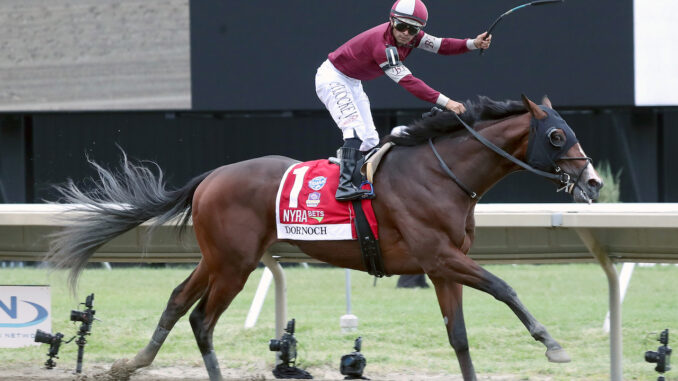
[
  {"xmin": 428, "ymin": 138, "xmax": 479, "ymax": 200},
  {"xmin": 428, "ymin": 111, "xmax": 591, "ymax": 199}
]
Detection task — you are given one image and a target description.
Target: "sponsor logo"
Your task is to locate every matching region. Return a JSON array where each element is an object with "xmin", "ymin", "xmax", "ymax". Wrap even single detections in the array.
[
  {"xmin": 385, "ymin": 64, "xmax": 412, "ymax": 83},
  {"xmin": 282, "ymin": 209, "xmax": 308, "ymax": 223},
  {"xmin": 281, "ymin": 209, "xmax": 325, "ymax": 223},
  {"xmin": 424, "ymin": 38, "xmax": 435, "ymax": 50},
  {"xmin": 307, "ymin": 210, "xmax": 324, "ymax": 223},
  {"xmin": 308, "ymin": 176, "xmax": 327, "ymax": 191},
  {"xmin": 283, "ymin": 225, "xmax": 328, "ymax": 236},
  {"xmin": 0, "ymin": 296, "xmax": 49, "ymax": 328},
  {"xmin": 328, "ymin": 82, "xmax": 359, "ymax": 122},
  {"xmin": 306, "ymin": 192, "xmax": 321, "ymax": 208}
]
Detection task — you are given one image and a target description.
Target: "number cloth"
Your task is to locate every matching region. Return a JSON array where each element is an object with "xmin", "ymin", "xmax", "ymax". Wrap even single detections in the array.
[{"xmin": 276, "ymin": 160, "xmax": 378, "ymax": 241}]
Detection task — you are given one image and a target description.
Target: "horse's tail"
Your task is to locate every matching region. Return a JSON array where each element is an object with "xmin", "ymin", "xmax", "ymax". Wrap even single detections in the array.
[{"xmin": 45, "ymin": 151, "xmax": 212, "ymax": 291}]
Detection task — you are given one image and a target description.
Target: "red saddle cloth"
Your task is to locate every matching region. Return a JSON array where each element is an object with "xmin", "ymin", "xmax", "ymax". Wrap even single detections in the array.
[{"xmin": 276, "ymin": 160, "xmax": 378, "ymax": 241}]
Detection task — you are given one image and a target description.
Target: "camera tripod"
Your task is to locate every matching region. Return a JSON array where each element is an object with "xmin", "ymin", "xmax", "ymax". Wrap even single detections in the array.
[
  {"xmin": 71, "ymin": 293, "xmax": 96, "ymax": 374},
  {"xmin": 74, "ymin": 326, "xmax": 88, "ymax": 373}
]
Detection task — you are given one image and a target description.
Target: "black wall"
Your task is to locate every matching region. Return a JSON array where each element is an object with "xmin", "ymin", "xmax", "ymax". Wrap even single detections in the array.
[
  {"xmin": 2, "ymin": 0, "xmax": 675, "ymax": 206},
  {"xmin": 1, "ymin": 106, "xmax": 676, "ymax": 204},
  {"xmin": 191, "ymin": 0, "xmax": 634, "ymax": 111}
]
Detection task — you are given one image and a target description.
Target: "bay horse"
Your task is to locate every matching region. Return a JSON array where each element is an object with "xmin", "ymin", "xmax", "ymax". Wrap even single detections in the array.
[{"xmin": 46, "ymin": 94, "xmax": 603, "ymax": 381}]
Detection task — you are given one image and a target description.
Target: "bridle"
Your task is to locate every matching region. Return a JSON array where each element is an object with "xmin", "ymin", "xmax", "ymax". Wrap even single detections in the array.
[{"xmin": 428, "ymin": 109, "xmax": 591, "ymax": 200}]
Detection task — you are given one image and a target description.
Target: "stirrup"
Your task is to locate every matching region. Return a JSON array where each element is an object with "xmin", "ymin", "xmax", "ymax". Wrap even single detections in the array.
[{"xmin": 359, "ymin": 181, "xmax": 375, "ymax": 199}]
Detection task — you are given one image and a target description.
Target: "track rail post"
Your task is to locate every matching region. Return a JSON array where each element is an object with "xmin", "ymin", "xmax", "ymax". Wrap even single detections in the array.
[
  {"xmin": 260, "ymin": 253, "xmax": 287, "ymax": 340},
  {"xmin": 575, "ymin": 228, "xmax": 622, "ymax": 381}
]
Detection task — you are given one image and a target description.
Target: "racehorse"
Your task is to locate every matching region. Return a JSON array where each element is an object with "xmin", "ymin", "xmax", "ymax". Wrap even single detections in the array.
[{"xmin": 46, "ymin": 95, "xmax": 603, "ymax": 381}]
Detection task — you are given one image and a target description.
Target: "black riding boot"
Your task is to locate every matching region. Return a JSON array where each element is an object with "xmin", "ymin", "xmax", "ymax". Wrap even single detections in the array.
[{"xmin": 335, "ymin": 147, "xmax": 372, "ymax": 201}]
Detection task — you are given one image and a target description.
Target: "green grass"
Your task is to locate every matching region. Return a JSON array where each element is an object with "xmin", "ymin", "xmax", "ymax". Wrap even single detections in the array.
[
  {"xmin": 0, "ymin": 264, "xmax": 676, "ymax": 380},
  {"xmin": 596, "ymin": 160, "xmax": 622, "ymax": 203}
]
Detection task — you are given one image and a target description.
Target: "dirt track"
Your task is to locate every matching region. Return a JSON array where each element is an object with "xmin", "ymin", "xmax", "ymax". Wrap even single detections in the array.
[
  {"xmin": 0, "ymin": 0, "xmax": 190, "ymax": 111},
  {"xmin": 1, "ymin": 362, "xmax": 552, "ymax": 381}
]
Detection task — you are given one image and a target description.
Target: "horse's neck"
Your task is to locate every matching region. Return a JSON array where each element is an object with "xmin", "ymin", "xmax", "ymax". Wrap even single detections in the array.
[
  {"xmin": 429, "ymin": 113, "xmax": 532, "ymax": 198},
  {"xmin": 476, "ymin": 112, "xmax": 532, "ymax": 161}
]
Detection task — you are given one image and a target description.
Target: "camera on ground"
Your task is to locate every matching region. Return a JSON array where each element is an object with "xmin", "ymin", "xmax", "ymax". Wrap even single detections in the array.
[
  {"xmin": 645, "ymin": 328, "xmax": 672, "ymax": 379},
  {"xmin": 268, "ymin": 318, "xmax": 312, "ymax": 379},
  {"xmin": 34, "ymin": 329, "xmax": 65, "ymax": 369},
  {"xmin": 340, "ymin": 336, "xmax": 367, "ymax": 380},
  {"xmin": 269, "ymin": 318, "xmax": 298, "ymax": 366}
]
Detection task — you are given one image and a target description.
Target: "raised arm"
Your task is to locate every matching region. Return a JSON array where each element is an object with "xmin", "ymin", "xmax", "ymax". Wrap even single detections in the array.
[
  {"xmin": 380, "ymin": 62, "xmax": 466, "ymax": 113},
  {"xmin": 416, "ymin": 31, "xmax": 491, "ymax": 54}
]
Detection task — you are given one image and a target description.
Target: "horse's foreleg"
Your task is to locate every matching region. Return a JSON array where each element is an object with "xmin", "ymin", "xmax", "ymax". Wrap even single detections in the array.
[
  {"xmin": 430, "ymin": 279, "xmax": 476, "ymax": 381},
  {"xmin": 109, "ymin": 261, "xmax": 210, "ymax": 379},
  {"xmin": 477, "ymin": 268, "xmax": 571, "ymax": 363},
  {"xmin": 428, "ymin": 250, "xmax": 570, "ymax": 364}
]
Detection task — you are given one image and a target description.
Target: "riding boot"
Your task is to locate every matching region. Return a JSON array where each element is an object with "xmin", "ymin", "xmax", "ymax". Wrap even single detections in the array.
[{"xmin": 335, "ymin": 147, "xmax": 372, "ymax": 201}]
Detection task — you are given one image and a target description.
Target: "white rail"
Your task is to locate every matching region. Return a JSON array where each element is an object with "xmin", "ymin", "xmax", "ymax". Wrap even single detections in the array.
[{"xmin": 2, "ymin": 203, "xmax": 678, "ymax": 381}]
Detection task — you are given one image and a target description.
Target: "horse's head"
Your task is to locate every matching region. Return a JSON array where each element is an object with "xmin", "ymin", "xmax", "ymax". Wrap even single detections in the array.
[{"xmin": 521, "ymin": 95, "xmax": 603, "ymax": 203}]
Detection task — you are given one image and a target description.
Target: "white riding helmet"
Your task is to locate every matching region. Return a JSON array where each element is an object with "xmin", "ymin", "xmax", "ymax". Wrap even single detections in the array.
[{"xmin": 390, "ymin": 0, "xmax": 428, "ymax": 27}]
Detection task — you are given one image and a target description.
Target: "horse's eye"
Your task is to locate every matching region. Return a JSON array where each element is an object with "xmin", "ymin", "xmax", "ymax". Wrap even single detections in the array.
[{"xmin": 547, "ymin": 127, "xmax": 566, "ymax": 148}]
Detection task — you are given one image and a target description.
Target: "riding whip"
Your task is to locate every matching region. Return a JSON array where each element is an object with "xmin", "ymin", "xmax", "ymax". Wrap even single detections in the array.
[{"xmin": 479, "ymin": 0, "xmax": 564, "ymax": 55}]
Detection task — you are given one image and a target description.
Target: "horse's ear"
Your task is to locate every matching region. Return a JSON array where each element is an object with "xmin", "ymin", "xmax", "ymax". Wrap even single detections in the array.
[
  {"xmin": 541, "ymin": 95, "xmax": 552, "ymax": 109},
  {"xmin": 521, "ymin": 94, "xmax": 548, "ymax": 120}
]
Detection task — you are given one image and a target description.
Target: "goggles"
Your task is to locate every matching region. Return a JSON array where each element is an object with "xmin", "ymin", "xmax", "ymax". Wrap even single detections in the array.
[{"xmin": 392, "ymin": 18, "xmax": 421, "ymax": 36}]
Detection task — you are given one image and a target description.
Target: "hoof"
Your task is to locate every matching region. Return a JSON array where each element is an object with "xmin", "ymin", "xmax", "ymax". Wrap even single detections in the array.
[
  {"xmin": 108, "ymin": 358, "xmax": 135, "ymax": 381},
  {"xmin": 546, "ymin": 348, "xmax": 571, "ymax": 363}
]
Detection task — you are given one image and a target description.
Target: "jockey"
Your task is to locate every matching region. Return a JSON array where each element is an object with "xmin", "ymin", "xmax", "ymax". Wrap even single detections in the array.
[{"xmin": 316, "ymin": 0, "xmax": 491, "ymax": 201}]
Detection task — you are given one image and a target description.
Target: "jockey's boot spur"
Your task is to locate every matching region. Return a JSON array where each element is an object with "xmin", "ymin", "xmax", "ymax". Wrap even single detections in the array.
[{"xmin": 335, "ymin": 147, "xmax": 372, "ymax": 201}]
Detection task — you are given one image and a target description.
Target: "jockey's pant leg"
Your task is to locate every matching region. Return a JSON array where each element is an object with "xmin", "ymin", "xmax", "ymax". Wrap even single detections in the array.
[
  {"xmin": 316, "ymin": 60, "xmax": 379, "ymax": 152},
  {"xmin": 353, "ymin": 82, "xmax": 379, "ymax": 152}
]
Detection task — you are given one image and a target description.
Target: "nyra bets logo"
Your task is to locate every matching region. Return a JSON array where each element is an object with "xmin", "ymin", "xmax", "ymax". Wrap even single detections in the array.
[{"xmin": 0, "ymin": 286, "xmax": 51, "ymax": 348}]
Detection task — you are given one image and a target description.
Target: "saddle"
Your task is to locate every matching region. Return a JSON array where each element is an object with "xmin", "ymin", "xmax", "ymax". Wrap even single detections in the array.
[{"xmin": 361, "ymin": 142, "xmax": 395, "ymax": 183}]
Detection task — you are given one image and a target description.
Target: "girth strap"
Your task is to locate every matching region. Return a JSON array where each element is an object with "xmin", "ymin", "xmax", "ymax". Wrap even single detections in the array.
[{"xmin": 351, "ymin": 200, "xmax": 387, "ymax": 278}]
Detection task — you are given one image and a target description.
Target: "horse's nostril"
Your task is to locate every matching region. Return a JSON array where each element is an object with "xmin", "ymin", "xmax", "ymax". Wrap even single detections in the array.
[{"xmin": 588, "ymin": 178, "xmax": 602, "ymax": 190}]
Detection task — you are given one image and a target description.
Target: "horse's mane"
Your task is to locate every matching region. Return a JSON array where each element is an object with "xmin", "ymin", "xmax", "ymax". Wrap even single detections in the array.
[{"xmin": 382, "ymin": 96, "xmax": 527, "ymax": 146}]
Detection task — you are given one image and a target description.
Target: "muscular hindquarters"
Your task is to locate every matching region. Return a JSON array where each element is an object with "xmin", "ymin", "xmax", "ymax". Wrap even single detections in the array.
[{"xmin": 192, "ymin": 156, "xmax": 295, "ymax": 270}]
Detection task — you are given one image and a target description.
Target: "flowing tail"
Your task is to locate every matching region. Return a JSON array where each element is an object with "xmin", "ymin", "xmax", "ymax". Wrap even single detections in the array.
[{"xmin": 45, "ymin": 151, "xmax": 212, "ymax": 291}]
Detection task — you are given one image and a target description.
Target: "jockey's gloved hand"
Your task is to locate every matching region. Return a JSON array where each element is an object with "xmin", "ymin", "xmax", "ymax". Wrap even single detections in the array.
[{"xmin": 422, "ymin": 106, "xmax": 445, "ymax": 119}]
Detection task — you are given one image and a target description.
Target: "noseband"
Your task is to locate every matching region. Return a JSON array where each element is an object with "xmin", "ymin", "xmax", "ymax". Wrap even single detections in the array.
[{"xmin": 428, "ymin": 110, "xmax": 591, "ymax": 199}]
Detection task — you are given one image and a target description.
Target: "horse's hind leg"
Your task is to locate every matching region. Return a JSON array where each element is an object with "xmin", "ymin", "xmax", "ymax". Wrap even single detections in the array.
[
  {"xmin": 188, "ymin": 221, "xmax": 265, "ymax": 380},
  {"xmin": 132, "ymin": 261, "xmax": 210, "ymax": 366},
  {"xmin": 110, "ymin": 260, "xmax": 210, "ymax": 378},
  {"xmin": 189, "ymin": 264, "xmax": 258, "ymax": 381},
  {"xmin": 430, "ymin": 279, "xmax": 477, "ymax": 381},
  {"xmin": 477, "ymin": 267, "xmax": 571, "ymax": 363}
]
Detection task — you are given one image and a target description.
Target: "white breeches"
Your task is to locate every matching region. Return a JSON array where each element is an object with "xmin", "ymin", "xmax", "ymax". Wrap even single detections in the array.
[{"xmin": 315, "ymin": 59, "xmax": 379, "ymax": 151}]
